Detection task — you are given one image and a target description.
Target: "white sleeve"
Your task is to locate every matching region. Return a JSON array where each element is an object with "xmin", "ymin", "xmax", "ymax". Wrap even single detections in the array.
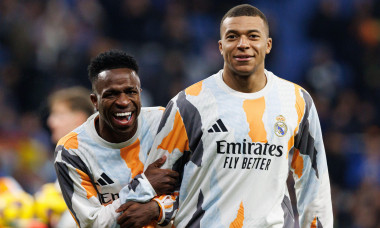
[
  {"xmin": 55, "ymin": 146, "xmax": 120, "ymax": 228},
  {"xmin": 120, "ymin": 99, "xmax": 187, "ymax": 225},
  {"xmin": 291, "ymin": 92, "xmax": 333, "ymax": 228}
]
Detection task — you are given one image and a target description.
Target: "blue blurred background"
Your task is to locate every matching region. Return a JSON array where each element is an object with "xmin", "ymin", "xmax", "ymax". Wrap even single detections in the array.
[{"xmin": 0, "ymin": 0, "xmax": 379, "ymax": 227}]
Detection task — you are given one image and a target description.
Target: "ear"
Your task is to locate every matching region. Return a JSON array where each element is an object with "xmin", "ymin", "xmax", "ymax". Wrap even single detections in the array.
[
  {"xmin": 266, "ymin": 37, "xmax": 272, "ymax": 54},
  {"xmin": 90, "ymin": 93, "xmax": 98, "ymax": 111},
  {"xmin": 218, "ymin": 40, "xmax": 223, "ymax": 55}
]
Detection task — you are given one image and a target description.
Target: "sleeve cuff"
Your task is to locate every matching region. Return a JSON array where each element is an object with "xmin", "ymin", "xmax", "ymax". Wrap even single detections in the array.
[
  {"xmin": 119, "ymin": 174, "xmax": 157, "ymax": 204},
  {"xmin": 152, "ymin": 194, "xmax": 177, "ymax": 225},
  {"xmin": 141, "ymin": 173, "xmax": 157, "ymax": 196},
  {"xmin": 153, "ymin": 198, "xmax": 165, "ymax": 224}
]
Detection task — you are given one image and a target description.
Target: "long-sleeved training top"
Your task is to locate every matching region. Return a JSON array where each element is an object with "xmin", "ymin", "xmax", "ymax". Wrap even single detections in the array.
[
  {"xmin": 54, "ymin": 107, "xmax": 163, "ymax": 228},
  {"xmin": 124, "ymin": 69, "xmax": 333, "ymax": 228}
]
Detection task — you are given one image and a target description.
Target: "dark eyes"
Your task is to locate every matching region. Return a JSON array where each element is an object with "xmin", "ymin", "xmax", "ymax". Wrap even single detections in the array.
[
  {"xmin": 226, "ymin": 34, "xmax": 237, "ymax": 39},
  {"xmin": 103, "ymin": 92, "xmax": 115, "ymax": 98},
  {"xmin": 103, "ymin": 90, "xmax": 137, "ymax": 98},
  {"xmin": 226, "ymin": 34, "xmax": 260, "ymax": 40},
  {"xmin": 127, "ymin": 90, "xmax": 138, "ymax": 95}
]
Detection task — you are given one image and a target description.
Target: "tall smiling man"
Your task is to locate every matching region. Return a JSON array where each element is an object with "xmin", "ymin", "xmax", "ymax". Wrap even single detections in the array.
[
  {"xmin": 54, "ymin": 50, "xmax": 178, "ymax": 227},
  {"xmin": 119, "ymin": 4, "xmax": 333, "ymax": 228}
]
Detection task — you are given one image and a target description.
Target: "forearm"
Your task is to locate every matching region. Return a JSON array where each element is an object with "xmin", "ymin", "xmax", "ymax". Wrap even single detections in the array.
[
  {"xmin": 55, "ymin": 161, "xmax": 121, "ymax": 227},
  {"xmin": 118, "ymin": 150, "xmax": 177, "ymax": 204},
  {"xmin": 119, "ymin": 173, "xmax": 157, "ymax": 204},
  {"xmin": 295, "ymin": 170, "xmax": 333, "ymax": 227},
  {"xmin": 71, "ymin": 199, "xmax": 121, "ymax": 228},
  {"xmin": 116, "ymin": 200, "xmax": 161, "ymax": 227},
  {"xmin": 118, "ymin": 99, "xmax": 186, "ymax": 224},
  {"xmin": 293, "ymin": 101, "xmax": 333, "ymax": 227}
]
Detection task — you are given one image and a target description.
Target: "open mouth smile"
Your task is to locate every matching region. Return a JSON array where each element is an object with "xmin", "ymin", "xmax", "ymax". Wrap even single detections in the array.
[{"xmin": 113, "ymin": 111, "xmax": 133, "ymax": 126}]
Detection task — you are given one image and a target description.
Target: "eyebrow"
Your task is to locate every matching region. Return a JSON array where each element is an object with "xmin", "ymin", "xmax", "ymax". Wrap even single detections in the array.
[
  {"xmin": 104, "ymin": 85, "xmax": 137, "ymax": 93},
  {"xmin": 224, "ymin": 29, "xmax": 262, "ymax": 35}
]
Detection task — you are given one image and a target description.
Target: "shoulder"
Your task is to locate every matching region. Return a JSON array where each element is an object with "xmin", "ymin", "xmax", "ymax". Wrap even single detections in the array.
[
  {"xmin": 54, "ymin": 126, "xmax": 90, "ymax": 171},
  {"xmin": 183, "ymin": 72, "xmax": 219, "ymax": 97},
  {"xmin": 269, "ymin": 70, "xmax": 313, "ymax": 101},
  {"xmin": 140, "ymin": 106, "xmax": 165, "ymax": 119},
  {"xmin": 141, "ymin": 106, "xmax": 165, "ymax": 113},
  {"xmin": 268, "ymin": 70, "xmax": 299, "ymax": 88},
  {"xmin": 56, "ymin": 132, "xmax": 79, "ymax": 151},
  {"xmin": 139, "ymin": 106, "xmax": 165, "ymax": 129},
  {"xmin": 56, "ymin": 124, "xmax": 86, "ymax": 151},
  {"xmin": 266, "ymin": 70, "xmax": 315, "ymax": 114},
  {"xmin": 184, "ymin": 80, "xmax": 204, "ymax": 96},
  {"xmin": 172, "ymin": 76, "xmax": 213, "ymax": 106}
]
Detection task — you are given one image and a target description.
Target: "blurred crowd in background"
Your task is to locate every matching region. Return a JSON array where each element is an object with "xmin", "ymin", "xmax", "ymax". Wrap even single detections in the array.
[{"xmin": 0, "ymin": 0, "xmax": 379, "ymax": 227}]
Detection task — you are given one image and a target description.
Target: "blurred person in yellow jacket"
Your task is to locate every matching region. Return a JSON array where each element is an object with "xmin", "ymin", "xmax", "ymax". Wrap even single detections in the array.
[{"xmin": 0, "ymin": 176, "xmax": 36, "ymax": 227}]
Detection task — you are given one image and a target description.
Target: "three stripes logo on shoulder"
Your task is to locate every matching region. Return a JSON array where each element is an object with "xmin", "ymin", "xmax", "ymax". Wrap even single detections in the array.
[
  {"xmin": 208, "ymin": 119, "xmax": 228, "ymax": 133},
  {"xmin": 96, "ymin": 173, "xmax": 119, "ymax": 205}
]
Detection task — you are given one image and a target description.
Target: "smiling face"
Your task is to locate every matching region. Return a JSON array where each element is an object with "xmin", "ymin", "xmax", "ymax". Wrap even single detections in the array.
[
  {"xmin": 219, "ymin": 16, "xmax": 272, "ymax": 79},
  {"xmin": 90, "ymin": 68, "xmax": 142, "ymax": 143}
]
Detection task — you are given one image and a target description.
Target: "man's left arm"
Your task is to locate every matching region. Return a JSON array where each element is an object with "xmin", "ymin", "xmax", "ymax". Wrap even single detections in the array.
[
  {"xmin": 117, "ymin": 98, "xmax": 188, "ymax": 227},
  {"xmin": 115, "ymin": 156, "xmax": 179, "ymax": 227},
  {"xmin": 291, "ymin": 92, "xmax": 333, "ymax": 228}
]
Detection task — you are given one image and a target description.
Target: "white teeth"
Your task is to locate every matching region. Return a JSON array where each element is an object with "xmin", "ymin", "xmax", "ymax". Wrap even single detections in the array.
[{"xmin": 115, "ymin": 112, "xmax": 131, "ymax": 117}]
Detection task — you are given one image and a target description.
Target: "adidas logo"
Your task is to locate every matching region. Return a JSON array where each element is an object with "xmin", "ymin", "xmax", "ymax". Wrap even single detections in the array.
[
  {"xmin": 208, "ymin": 119, "xmax": 228, "ymax": 133},
  {"xmin": 97, "ymin": 173, "xmax": 114, "ymax": 186}
]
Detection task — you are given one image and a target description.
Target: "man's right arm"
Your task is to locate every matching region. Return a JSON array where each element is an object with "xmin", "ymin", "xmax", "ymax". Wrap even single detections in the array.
[
  {"xmin": 55, "ymin": 144, "xmax": 179, "ymax": 228},
  {"xmin": 54, "ymin": 145, "xmax": 121, "ymax": 228}
]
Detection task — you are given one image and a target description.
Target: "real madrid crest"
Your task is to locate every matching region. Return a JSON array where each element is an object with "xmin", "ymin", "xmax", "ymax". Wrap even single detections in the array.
[{"xmin": 274, "ymin": 115, "xmax": 287, "ymax": 137}]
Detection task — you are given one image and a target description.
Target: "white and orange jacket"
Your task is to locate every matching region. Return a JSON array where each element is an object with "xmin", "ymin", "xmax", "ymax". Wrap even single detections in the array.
[
  {"xmin": 54, "ymin": 107, "xmax": 164, "ymax": 228},
  {"xmin": 125, "ymin": 70, "xmax": 333, "ymax": 228}
]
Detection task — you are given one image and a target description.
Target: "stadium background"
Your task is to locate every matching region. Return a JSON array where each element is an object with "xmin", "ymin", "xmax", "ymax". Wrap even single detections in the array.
[{"xmin": 0, "ymin": 0, "xmax": 379, "ymax": 227}]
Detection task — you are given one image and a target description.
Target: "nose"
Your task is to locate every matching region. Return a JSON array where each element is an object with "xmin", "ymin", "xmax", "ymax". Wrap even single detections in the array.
[
  {"xmin": 115, "ymin": 93, "xmax": 130, "ymax": 107},
  {"xmin": 237, "ymin": 35, "xmax": 249, "ymax": 49}
]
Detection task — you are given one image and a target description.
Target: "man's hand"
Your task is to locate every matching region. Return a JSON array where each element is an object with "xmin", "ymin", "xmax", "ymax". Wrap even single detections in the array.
[
  {"xmin": 144, "ymin": 156, "xmax": 179, "ymax": 195},
  {"xmin": 116, "ymin": 201, "xmax": 159, "ymax": 228}
]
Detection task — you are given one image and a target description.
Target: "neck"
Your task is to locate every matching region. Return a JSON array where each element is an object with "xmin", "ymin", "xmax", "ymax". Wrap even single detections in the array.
[{"xmin": 222, "ymin": 67, "xmax": 267, "ymax": 93}]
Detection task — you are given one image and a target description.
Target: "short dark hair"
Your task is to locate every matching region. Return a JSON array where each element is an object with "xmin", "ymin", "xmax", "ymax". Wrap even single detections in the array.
[
  {"xmin": 220, "ymin": 4, "xmax": 269, "ymax": 36},
  {"xmin": 87, "ymin": 49, "xmax": 139, "ymax": 86}
]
